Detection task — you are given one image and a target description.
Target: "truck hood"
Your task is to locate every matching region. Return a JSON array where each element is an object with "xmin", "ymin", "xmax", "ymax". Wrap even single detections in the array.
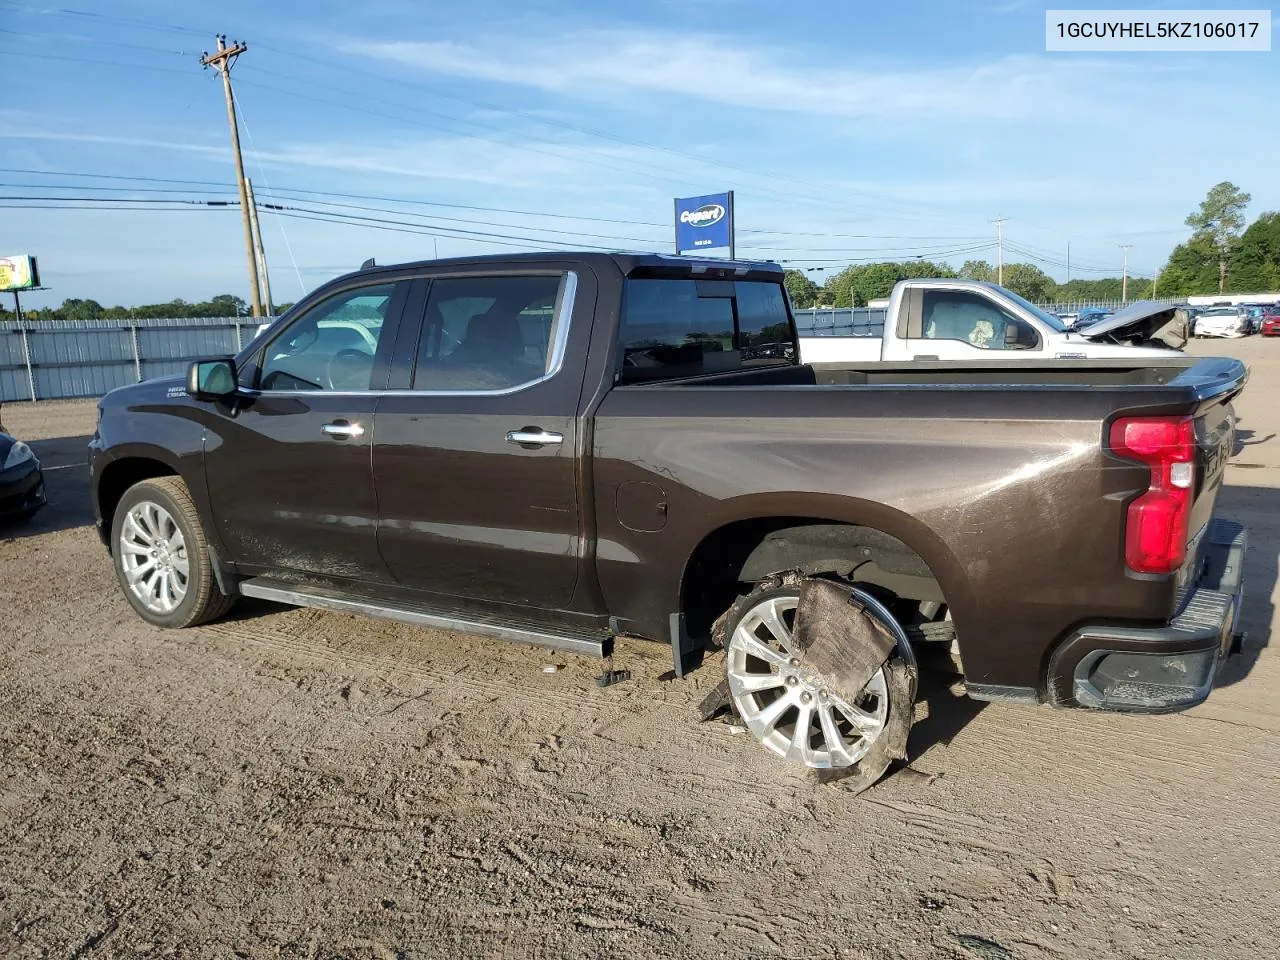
[{"xmin": 1076, "ymin": 300, "xmax": 1188, "ymax": 350}]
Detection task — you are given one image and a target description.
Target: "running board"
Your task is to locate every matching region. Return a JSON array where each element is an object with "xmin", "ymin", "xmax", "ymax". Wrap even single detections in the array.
[{"xmin": 237, "ymin": 578, "xmax": 608, "ymax": 659}]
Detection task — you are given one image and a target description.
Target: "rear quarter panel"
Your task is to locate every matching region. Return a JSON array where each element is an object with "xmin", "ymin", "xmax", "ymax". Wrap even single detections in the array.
[{"xmin": 593, "ymin": 382, "xmax": 1184, "ymax": 689}]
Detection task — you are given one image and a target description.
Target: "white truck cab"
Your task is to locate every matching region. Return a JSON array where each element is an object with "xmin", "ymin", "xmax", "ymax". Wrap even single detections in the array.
[{"xmin": 799, "ymin": 279, "xmax": 1186, "ymax": 364}]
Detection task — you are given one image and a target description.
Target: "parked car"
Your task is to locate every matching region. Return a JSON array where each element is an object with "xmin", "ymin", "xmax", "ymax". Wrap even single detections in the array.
[
  {"xmin": 799, "ymin": 281, "xmax": 1182, "ymax": 364},
  {"xmin": 89, "ymin": 252, "xmax": 1247, "ymax": 782},
  {"xmin": 0, "ymin": 428, "xmax": 45, "ymax": 521},
  {"xmin": 1194, "ymin": 306, "xmax": 1250, "ymax": 338},
  {"xmin": 1260, "ymin": 307, "xmax": 1280, "ymax": 337},
  {"xmin": 1073, "ymin": 307, "xmax": 1115, "ymax": 330}
]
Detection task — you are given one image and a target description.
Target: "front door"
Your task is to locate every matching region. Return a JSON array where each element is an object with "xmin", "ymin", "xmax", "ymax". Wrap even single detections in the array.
[
  {"xmin": 373, "ymin": 268, "xmax": 591, "ymax": 613},
  {"xmin": 890, "ymin": 288, "xmax": 1043, "ymax": 360},
  {"xmin": 204, "ymin": 279, "xmax": 409, "ymax": 584}
]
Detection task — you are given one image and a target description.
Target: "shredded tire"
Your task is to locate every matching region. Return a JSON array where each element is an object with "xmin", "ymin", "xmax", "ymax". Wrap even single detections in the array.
[{"xmin": 711, "ymin": 572, "xmax": 918, "ymax": 795}]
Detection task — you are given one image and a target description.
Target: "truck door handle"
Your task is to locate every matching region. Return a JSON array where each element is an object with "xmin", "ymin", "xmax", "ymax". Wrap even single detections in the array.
[
  {"xmin": 322, "ymin": 420, "xmax": 365, "ymax": 439},
  {"xmin": 506, "ymin": 429, "xmax": 563, "ymax": 447}
]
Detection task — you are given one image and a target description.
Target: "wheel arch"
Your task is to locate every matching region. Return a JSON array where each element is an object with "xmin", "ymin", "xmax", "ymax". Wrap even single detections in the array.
[
  {"xmin": 678, "ymin": 494, "xmax": 975, "ymax": 648},
  {"xmin": 95, "ymin": 450, "xmax": 185, "ymax": 551}
]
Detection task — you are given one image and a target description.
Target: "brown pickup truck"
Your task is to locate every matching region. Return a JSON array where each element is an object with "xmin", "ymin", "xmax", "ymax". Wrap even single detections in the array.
[{"xmin": 89, "ymin": 253, "xmax": 1248, "ymax": 781}]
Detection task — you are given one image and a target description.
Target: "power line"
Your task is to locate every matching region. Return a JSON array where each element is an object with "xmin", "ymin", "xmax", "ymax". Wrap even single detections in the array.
[
  {"xmin": 0, "ymin": 195, "xmax": 235, "ymax": 205},
  {"xmin": 0, "ymin": 47, "xmax": 195, "ymax": 76},
  {"xmin": 263, "ymin": 209, "xmax": 644, "ymax": 254},
  {"xmin": 0, "ymin": 202, "xmax": 236, "ymax": 211},
  {"xmin": 0, "ymin": 167, "xmax": 230, "ymax": 187},
  {"xmin": 256, "ymin": 193, "xmax": 665, "ymax": 244},
  {"xmin": 0, "ymin": 168, "xmax": 669, "ymax": 226},
  {"xmin": 4, "ymin": 171, "xmax": 1008, "ymax": 244},
  {"xmin": 0, "ymin": 3, "xmax": 208, "ymax": 39},
  {"xmin": 0, "ymin": 181, "xmax": 233, "ymax": 195}
]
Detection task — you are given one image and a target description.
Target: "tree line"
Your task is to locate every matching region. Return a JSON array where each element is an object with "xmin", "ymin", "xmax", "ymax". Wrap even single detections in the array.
[
  {"xmin": 785, "ymin": 181, "xmax": 1278, "ymax": 308},
  {"xmin": 783, "ymin": 260, "xmax": 1151, "ymax": 309},
  {"xmin": 0, "ymin": 294, "xmax": 292, "ymax": 322}
]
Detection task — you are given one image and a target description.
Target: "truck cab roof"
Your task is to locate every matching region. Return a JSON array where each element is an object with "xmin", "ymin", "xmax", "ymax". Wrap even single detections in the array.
[{"xmin": 344, "ymin": 251, "xmax": 784, "ymax": 285}]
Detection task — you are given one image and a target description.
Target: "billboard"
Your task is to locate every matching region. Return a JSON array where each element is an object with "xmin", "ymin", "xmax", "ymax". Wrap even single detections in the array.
[
  {"xmin": 0, "ymin": 255, "xmax": 40, "ymax": 292},
  {"xmin": 675, "ymin": 192, "xmax": 734, "ymax": 255}
]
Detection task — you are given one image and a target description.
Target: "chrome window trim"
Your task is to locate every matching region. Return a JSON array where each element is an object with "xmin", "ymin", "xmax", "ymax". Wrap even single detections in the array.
[{"xmin": 249, "ymin": 270, "xmax": 578, "ymax": 399}]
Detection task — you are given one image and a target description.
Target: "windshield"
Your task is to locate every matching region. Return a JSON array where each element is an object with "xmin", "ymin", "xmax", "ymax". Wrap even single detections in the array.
[{"xmin": 997, "ymin": 288, "xmax": 1068, "ymax": 332}]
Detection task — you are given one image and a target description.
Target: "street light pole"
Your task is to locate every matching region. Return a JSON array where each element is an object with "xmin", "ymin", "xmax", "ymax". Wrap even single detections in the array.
[{"xmin": 1120, "ymin": 244, "xmax": 1133, "ymax": 305}]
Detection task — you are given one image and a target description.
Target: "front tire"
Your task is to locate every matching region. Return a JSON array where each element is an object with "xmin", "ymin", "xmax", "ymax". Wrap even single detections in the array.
[{"xmin": 111, "ymin": 476, "xmax": 234, "ymax": 628}]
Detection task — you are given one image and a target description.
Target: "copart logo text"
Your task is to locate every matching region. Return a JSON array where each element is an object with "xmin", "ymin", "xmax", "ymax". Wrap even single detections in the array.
[{"xmin": 680, "ymin": 203, "xmax": 726, "ymax": 228}]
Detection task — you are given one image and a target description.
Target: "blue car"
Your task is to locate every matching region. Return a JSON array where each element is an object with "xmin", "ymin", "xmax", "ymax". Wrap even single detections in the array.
[{"xmin": 1073, "ymin": 308, "xmax": 1114, "ymax": 331}]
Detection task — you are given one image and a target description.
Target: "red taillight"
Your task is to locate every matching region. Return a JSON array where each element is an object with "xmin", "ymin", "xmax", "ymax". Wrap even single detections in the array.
[{"xmin": 1110, "ymin": 416, "xmax": 1196, "ymax": 574}]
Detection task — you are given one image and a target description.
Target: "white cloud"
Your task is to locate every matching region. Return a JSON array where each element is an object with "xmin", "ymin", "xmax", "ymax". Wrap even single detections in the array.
[
  {"xmin": 341, "ymin": 31, "xmax": 1146, "ymax": 123},
  {"xmin": 1, "ymin": 124, "xmax": 676, "ymax": 201}
]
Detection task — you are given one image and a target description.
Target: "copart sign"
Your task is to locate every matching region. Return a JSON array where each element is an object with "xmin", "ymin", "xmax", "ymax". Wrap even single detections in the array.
[{"xmin": 675, "ymin": 192, "xmax": 733, "ymax": 253}]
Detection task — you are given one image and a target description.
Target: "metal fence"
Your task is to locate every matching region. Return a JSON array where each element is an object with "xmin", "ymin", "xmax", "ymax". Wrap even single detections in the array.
[
  {"xmin": 1034, "ymin": 298, "xmax": 1179, "ymax": 313},
  {"xmin": 0, "ymin": 317, "xmax": 258, "ymax": 403}
]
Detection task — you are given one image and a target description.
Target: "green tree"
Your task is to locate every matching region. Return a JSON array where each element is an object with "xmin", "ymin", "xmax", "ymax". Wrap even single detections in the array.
[
  {"xmin": 1000, "ymin": 263, "xmax": 1053, "ymax": 302},
  {"xmin": 1157, "ymin": 234, "xmax": 1221, "ymax": 297},
  {"xmin": 207, "ymin": 293, "xmax": 248, "ymax": 317},
  {"xmin": 1229, "ymin": 211, "xmax": 1280, "ymax": 292},
  {"xmin": 823, "ymin": 260, "xmax": 956, "ymax": 308},
  {"xmin": 1185, "ymin": 181, "xmax": 1251, "ymax": 293},
  {"xmin": 59, "ymin": 298, "xmax": 105, "ymax": 320},
  {"xmin": 783, "ymin": 269, "xmax": 820, "ymax": 309},
  {"xmin": 959, "ymin": 260, "xmax": 996, "ymax": 282}
]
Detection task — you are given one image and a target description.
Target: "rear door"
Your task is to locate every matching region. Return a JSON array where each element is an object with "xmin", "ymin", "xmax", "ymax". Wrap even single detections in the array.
[
  {"xmin": 203, "ymin": 278, "xmax": 409, "ymax": 583},
  {"xmin": 372, "ymin": 266, "xmax": 594, "ymax": 614}
]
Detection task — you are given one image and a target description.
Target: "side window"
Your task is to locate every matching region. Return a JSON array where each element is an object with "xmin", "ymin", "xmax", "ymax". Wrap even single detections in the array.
[
  {"xmin": 413, "ymin": 275, "xmax": 566, "ymax": 391},
  {"xmin": 617, "ymin": 278, "xmax": 795, "ymax": 382},
  {"xmin": 259, "ymin": 282, "xmax": 399, "ymax": 391},
  {"xmin": 919, "ymin": 291, "xmax": 1039, "ymax": 350}
]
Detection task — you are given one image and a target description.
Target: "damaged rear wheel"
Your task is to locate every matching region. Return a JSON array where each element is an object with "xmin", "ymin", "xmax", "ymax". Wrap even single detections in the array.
[{"xmin": 716, "ymin": 575, "xmax": 917, "ymax": 788}]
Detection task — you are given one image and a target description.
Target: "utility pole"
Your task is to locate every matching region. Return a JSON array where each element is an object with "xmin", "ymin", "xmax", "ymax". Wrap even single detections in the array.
[
  {"xmin": 246, "ymin": 179, "xmax": 272, "ymax": 315},
  {"xmin": 994, "ymin": 217, "xmax": 1007, "ymax": 286},
  {"xmin": 201, "ymin": 35, "xmax": 263, "ymax": 318},
  {"xmin": 1066, "ymin": 241, "xmax": 1071, "ymax": 284},
  {"xmin": 1120, "ymin": 244, "xmax": 1133, "ymax": 305}
]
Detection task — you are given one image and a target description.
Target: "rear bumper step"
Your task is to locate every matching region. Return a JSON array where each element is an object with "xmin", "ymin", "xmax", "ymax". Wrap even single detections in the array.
[
  {"xmin": 1046, "ymin": 518, "xmax": 1246, "ymax": 712},
  {"xmin": 238, "ymin": 578, "xmax": 609, "ymax": 659}
]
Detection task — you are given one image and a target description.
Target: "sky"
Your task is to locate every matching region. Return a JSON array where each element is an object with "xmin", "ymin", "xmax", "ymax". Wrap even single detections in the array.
[{"xmin": 1, "ymin": 0, "xmax": 1278, "ymax": 308}]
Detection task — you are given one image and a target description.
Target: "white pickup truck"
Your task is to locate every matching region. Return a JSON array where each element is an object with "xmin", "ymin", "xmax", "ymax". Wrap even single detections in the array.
[{"xmin": 798, "ymin": 279, "xmax": 1187, "ymax": 364}]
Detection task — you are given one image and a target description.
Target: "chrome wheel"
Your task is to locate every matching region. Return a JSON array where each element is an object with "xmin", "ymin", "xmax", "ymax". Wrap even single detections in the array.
[
  {"xmin": 726, "ymin": 592, "xmax": 892, "ymax": 769},
  {"xmin": 119, "ymin": 500, "xmax": 189, "ymax": 615}
]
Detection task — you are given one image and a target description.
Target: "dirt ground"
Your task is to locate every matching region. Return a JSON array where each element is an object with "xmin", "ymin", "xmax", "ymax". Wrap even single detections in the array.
[{"xmin": 2, "ymin": 339, "xmax": 1278, "ymax": 960}]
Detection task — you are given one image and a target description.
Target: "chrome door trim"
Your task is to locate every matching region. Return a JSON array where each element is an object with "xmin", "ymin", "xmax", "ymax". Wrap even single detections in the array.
[{"xmin": 240, "ymin": 271, "xmax": 580, "ymax": 400}]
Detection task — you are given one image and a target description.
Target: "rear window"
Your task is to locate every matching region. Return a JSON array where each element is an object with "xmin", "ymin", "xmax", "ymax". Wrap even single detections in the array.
[{"xmin": 618, "ymin": 278, "xmax": 796, "ymax": 383}]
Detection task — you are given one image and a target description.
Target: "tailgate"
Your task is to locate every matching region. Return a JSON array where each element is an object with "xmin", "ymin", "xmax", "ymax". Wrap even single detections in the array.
[{"xmin": 1175, "ymin": 359, "xmax": 1247, "ymax": 602}]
